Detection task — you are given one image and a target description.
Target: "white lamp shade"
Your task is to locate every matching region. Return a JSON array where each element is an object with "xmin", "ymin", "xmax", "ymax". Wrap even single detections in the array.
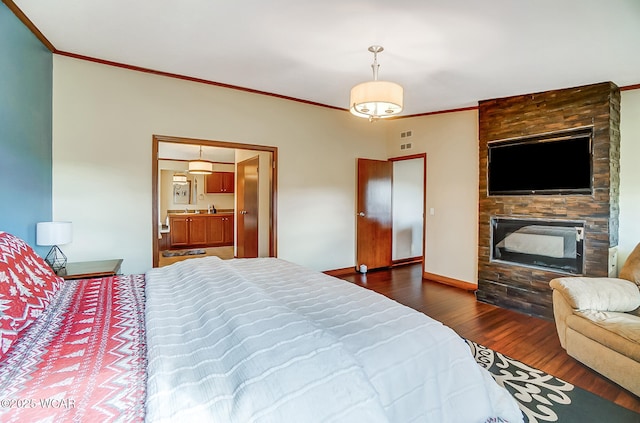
[
  {"xmin": 36, "ymin": 221, "xmax": 73, "ymax": 246},
  {"xmin": 350, "ymin": 80, "xmax": 403, "ymax": 119},
  {"xmin": 188, "ymin": 160, "xmax": 213, "ymax": 174}
]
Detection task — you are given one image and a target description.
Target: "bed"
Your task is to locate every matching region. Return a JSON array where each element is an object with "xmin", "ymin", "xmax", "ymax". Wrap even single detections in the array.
[{"xmin": 0, "ymin": 231, "xmax": 522, "ymax": 422}]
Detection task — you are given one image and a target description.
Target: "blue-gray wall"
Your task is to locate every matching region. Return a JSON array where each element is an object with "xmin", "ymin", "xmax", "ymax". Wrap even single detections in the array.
[{"xmin": 0, "ymin": 3, "xmax": 53, "ymax": 254}]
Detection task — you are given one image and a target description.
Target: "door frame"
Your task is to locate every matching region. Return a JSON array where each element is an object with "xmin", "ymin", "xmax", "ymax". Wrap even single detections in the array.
[
  {"xmin": 151, "ymin": 134, "xmax": 278, "ymax": 267},
  {"xmin": 388, "ymin": 153, "xmax": 427, "ymax": 273}
]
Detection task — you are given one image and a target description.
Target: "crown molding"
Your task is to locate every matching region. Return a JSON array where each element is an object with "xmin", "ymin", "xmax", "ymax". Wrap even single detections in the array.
[
  {"xmin": 3, "ymin": 0, "xmax": 55, "ymax": 52},
  {"xmin": 5, "ymin": 0, "xmax": 640, "ymax": 117}
]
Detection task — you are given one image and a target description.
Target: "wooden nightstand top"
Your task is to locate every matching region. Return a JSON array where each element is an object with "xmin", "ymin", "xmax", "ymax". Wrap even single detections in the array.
[{"xmin": 58, "ymin": 259, "xmax": 123, "ymax": 280}]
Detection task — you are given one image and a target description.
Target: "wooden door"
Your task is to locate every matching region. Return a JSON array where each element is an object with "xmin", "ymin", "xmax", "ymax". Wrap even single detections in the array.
[
  {"xmin": 237, "ymin": 156, "xmax": 259, "ymax": 258},
  {"xmin": 357, "ymin": 158, "xmax": 393, "ymax": 270}
]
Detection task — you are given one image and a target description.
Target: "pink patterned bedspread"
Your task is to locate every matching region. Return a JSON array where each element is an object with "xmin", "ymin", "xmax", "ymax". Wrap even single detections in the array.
[{"xmin": 0, "ymin": 275, "xmax": 146, "ymax": 423}]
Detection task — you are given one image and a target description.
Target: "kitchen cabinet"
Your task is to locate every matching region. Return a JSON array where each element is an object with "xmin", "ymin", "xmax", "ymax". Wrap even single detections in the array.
[
  {"xmin": 169, "ymin": 214, "xmax": 234, "ymax": 248},
  {"xmin": 189, "ymin": 216, "xmax": 208, "ymax": 246},
  {"xmin": 205, "ymin": 171, "xmax": 235, "ymax": 194},
  {"xmin": 169, "ymin": 216, "xmax": 189, "ymax": 247},
  {"xmin": 169, "ymin": 215, "xmax": 208, "ymax": 247},
  {"xmin": 222, "ymin": 215, "xmax": 234, "ymax": 244},
  {"xmin": 206, "ymin": 214, "xmax": 234, "ymax": 246}
]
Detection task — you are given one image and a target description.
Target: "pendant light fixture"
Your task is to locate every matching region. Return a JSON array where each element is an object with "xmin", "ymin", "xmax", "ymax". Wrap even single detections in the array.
[
  {"xmin": 188, "ymin": 145, "xmax": 213, "ymax": 174},
  {"xmin": 350, "ymin": 45, "xmax": 403, "ymax": 122}
]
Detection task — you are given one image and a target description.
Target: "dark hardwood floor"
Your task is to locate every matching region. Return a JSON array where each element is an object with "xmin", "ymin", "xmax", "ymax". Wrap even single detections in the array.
[{"xmin": 336, "ymin": 263, "xmax": 640, "ymax": 414}]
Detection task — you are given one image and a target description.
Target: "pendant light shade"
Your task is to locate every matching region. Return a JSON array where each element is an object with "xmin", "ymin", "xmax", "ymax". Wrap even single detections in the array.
[
  {"xmin": 350, "ymin": 46, "xmax": 403, "ymax": 121},
  {"xmin": 188, "ymin": 146, "xmax": 213, "ymax": 174},
  {"xmin": 188, "ymin": 160, "xmax": 213, "ymax": 174},
  {"xmin": 350, "ymin": 80, "xmax": 403, "ymax": 119}
]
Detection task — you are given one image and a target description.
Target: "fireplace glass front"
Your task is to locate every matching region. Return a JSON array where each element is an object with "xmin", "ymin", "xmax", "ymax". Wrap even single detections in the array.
[{"xmin": 491, "ymin": 217, "xmax": 585, "ymax": 274}]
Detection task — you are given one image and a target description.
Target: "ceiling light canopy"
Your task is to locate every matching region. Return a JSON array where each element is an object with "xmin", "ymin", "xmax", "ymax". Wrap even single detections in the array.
[
  {"xmin": 188, "ymin": 146, "xmax": 213, "ymax": 174},
  {"xmin": 350, "ymin": 46, "xmax": 403, "ymax": 122}
]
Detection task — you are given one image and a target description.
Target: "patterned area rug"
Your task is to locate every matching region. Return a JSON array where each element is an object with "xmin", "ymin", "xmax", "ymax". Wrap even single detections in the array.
[
  {"xmin": 161, "ymin": 249, "xmax": 206, "ymax": 257},
  {"xmin": 465, "ymin": 340, "xmax": 640, "ymax": 423}
]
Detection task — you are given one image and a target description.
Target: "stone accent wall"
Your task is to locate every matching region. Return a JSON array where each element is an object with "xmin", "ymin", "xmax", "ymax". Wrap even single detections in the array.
[{"xmin": 476, "ymin": 82, "xmax": 620, "ymax": 319}]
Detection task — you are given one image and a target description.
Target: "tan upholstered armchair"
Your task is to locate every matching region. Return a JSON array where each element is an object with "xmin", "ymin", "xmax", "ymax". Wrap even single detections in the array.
[{"xmin": 549, "ymin": 243, "xmax": 640, "ymax": 396}]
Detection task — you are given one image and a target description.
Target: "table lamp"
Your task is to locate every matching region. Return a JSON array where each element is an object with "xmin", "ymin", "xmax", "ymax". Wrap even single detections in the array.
[{"xmin": 36, "ymin": 221, "xmax": 72, "ymax": 272}]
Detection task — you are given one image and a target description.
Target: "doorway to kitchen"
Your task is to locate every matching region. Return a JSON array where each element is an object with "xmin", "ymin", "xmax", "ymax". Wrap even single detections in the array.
[{"xmin": 151, "ymin": 135, "xmax": 277, "ymax": 268}]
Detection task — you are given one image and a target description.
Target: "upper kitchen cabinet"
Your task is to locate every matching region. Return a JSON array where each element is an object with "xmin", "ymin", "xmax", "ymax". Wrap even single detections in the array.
[{"xmin": 205, "ymin": 171, "xmax": 235, "ymax": 194}]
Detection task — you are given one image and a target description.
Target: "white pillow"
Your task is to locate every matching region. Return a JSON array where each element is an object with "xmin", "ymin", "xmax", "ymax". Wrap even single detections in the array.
[{"xmin": 550, "ymin": 277, "xmax": 640, "ymax": 312}]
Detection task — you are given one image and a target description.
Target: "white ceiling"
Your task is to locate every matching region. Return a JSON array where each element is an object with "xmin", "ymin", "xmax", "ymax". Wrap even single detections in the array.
[{"xmin": 13, "ymin": 0, "xmax": 640, "ymax": 116}]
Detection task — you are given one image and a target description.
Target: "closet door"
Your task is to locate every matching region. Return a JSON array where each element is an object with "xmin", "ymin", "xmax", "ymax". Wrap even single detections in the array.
[{"xmin": 356, "ymin": 158, "xmax": 392, "ymax": 271}]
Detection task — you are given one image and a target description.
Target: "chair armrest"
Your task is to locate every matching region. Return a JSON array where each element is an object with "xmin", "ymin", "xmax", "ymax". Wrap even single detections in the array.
[
  {"xmin": 551, "ymin": 290, "xmax": 573, "ymax": 348},
  {"xmin": 549, "ymin": 277, "xmax": 640, "ymax": 312}
]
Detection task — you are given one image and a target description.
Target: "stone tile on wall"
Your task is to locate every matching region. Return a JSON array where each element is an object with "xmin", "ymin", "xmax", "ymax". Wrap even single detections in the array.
[{"xmin": 476, "ymin": 82, "xmax": 621, "ymax": 320}]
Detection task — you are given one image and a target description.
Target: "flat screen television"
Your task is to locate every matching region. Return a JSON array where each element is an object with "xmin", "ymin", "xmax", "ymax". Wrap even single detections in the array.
[{"xmin": 487, "ymin": 129, "xmax": 593, "ymax": 196}]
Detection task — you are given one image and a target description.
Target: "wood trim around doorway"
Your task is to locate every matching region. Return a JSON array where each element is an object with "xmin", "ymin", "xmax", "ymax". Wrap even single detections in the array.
[{"xmin": 151, "ymin": 134, "xmax": 278, "ymax": 267}]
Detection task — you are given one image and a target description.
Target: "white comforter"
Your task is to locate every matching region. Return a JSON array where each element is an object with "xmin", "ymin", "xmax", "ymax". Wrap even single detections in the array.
[{"xmin": 145, "ymin": 257, "xmax": 522, "ymax": 423}]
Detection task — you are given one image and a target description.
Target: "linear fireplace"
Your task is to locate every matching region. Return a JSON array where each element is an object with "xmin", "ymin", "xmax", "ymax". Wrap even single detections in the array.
[{"xmin": 491, "ymin": 217, "xmax": 585, "ymax": 275}]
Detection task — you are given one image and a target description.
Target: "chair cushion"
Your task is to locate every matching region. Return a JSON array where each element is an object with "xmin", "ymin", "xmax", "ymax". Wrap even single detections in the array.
[
  {"xmin": 0, "ymin": 232, "xmax": 64, "ymax": 358},
  {"xmin": 568, "ymin": 311, "xmax": 640, "ymax": 362},
  {"xmin": 619, "ymin": 243, "xmax": 640, "ymax": 287},
  {"xmin": 550, "ymin": 276, "xmax": 640, "ymax": 312}
]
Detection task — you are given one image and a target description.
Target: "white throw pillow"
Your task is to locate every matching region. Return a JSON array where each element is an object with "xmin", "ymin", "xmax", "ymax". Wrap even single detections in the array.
[{"xmin": 550, "ymin": 277, "xmax": 640, "ymax": 312}]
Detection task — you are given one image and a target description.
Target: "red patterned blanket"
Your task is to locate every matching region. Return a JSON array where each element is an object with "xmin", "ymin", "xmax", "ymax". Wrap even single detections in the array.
[{"xmin": 0, "ymin": 275, "xmax": 146, "ymax": 422}]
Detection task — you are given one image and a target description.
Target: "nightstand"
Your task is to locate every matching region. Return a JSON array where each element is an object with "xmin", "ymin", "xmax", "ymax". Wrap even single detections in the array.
[{"xmin": 57, "ymin": 259, "xmax": 123, "ymax": 280}]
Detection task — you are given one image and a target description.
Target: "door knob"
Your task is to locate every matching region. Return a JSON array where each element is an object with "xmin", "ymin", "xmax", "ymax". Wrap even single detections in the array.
[{"xmin": 358, "ymin": 212, "xmax": 365, "ymax": 217}]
